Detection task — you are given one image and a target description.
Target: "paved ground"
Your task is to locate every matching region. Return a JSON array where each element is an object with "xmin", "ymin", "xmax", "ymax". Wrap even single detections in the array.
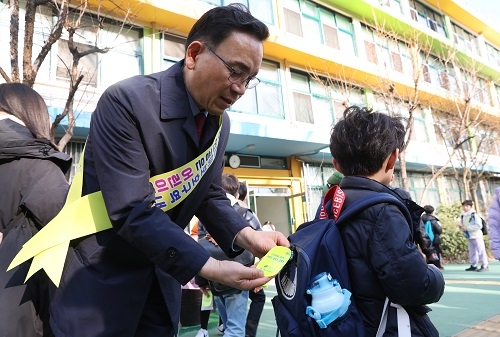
[{"xmin": 179, "ymin": 261, "xmax": 500, "ymax": 337}]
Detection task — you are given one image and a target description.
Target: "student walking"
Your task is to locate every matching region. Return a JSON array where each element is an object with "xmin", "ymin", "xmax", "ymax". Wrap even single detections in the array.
[{"xmin": 460, "ymin": 200, "xmax": 489, "ymax": 272}]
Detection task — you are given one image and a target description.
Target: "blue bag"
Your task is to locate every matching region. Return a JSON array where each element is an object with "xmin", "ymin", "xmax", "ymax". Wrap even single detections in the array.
[
  {"xmin": 272, "ymin": 190, "xmax": 410, "ymax": 337},
  {"xmin": 424, "ymin": 220, "xmax": 435, "ymax": 243}
]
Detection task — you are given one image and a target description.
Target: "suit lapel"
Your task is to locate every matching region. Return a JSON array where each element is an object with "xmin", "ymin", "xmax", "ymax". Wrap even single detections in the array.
[{"xmin": 159, "ymin": 61, "xmax": 199, "ymax": 145}]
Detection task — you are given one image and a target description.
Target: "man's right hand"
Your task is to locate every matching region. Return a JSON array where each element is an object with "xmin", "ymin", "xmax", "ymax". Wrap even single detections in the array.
[{"xmin": 198, "ymin": 257, "xmax": 273, "ymax": 291}]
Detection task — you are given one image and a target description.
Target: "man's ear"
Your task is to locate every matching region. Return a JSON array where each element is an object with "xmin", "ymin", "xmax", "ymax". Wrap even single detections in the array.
[
  {"xmin": 185, "ymin": 41, "xmax": 203, "ymax": 70},
  {"xmin": 386, "ymin": 148, "xmax": 399, "ymax": 170}
]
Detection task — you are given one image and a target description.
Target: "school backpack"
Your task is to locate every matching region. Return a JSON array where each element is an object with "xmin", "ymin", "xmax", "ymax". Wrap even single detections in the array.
[
  {"xmin": 475, "ymin": 213, "xmax": 489, "ymax": 235},
  {"xmin": 272, "ymin": 187, "xmax": 411, "ymax": 337},
  {"xmin": 424, "ymin": 220, "xmax": 435, "ymax": 242}
]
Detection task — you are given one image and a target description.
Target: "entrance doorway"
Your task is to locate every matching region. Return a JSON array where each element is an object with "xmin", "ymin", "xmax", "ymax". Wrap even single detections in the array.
[{"xmin": 247, "ymin": 186, "xmax": 291, "ymax": 236}]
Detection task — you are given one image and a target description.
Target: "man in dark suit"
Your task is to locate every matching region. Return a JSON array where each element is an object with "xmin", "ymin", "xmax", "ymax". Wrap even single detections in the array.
[{"xmin": 48, "ymin": 4, "xmax": 288, "ymax": 336}]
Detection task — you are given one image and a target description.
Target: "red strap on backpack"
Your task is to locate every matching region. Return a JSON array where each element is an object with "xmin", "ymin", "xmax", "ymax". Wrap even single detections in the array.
[{"xmin": 318, "ymin": 185, "xmax": 346, "ymax": 221}]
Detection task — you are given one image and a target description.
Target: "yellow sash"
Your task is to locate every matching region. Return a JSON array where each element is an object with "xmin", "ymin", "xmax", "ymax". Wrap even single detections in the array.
[{"xmin": 9, "ymin": 119, "xmax": 222, "ymax": 286}]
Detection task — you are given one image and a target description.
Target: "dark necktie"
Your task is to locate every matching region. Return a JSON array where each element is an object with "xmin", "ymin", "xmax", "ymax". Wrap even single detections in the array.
[{"xmin": 195, "ymin": 113, "xmax": 206, "ymax": 140}]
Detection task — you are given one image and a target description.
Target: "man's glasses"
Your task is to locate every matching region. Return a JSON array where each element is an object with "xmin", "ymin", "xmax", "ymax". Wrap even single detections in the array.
[{"xmin": 205, "ymin": 45, "xmax": 260, "ymax": 89}]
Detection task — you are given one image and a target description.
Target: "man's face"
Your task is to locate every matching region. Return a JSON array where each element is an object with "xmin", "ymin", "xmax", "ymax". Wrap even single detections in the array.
[
  {"xmin": 463, "ymin": 204, "xmax": 471, "ymax": 212},
  {"xmin": 184, "ymin": 31, "xmax": 263, "ymax": 116}
]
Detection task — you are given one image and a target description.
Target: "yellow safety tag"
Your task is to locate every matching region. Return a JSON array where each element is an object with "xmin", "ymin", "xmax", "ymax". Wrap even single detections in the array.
[
  {"xmin": 256, "ymin": 246, "xmax": 292, "ymax": 277},
  {"xmin": 201, "ymin": 290, "xmax": 213, "ymax": 310}
]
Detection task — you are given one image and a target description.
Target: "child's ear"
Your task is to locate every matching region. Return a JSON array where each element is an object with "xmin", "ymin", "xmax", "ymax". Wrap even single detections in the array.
[
  {"xmin": 386, "ymin": 148, "xmax": 399, "ymax": 170},
  {"xmin": 333, "ymin": 158, "xmax": 343, "ymax": 174}
]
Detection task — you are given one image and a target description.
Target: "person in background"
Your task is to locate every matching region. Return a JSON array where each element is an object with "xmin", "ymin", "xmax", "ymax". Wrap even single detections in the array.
[
  {"xmin": 488, "ymin": 187, "xmax": 500, "ymax": 261},
  {"xmin": 387, "ymin": 172, "xmax": 437, "ymax": 265},
  {"xmin": 421, "ymin": 205, "xmax": 444, "ymax": 269},
  {"xmin": 188, "ymin": 217, "xmax": 214, "ymax": 337},
  {"xmin": 460, "ymin": 200, "xmax": 488, "ymax": 272},
  {"xmin": 237, "ymin": 181, "xmax": 266, "ymax": 337},
  {"xmin": 197, "ymin": 174, "xmax": 261, "ymax": 337},
  {"xmin": 0, "ymin": 83, "xmax": 72, "ymax": 337},
  {"xmin": 238, "ymin": 181, "xmax": 249, "ymax": 208},
  {"xmin": 329, "ymin": 106, "xmax": 444, "ymax": 336},
  {"xmin": 47, "ymin": 4, "xmax": 289, "ymax": 336}
]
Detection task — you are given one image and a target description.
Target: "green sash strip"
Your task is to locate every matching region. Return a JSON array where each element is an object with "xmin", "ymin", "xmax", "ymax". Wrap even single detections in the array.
[{"xmin": 9, "ymin": 119, "xmax": 222, "ymax": 286}]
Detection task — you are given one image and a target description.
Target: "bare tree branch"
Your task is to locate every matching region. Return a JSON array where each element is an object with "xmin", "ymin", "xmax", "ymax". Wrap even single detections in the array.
[
  {"xmin": 29, "ymin": 0, "xmax": 69, "ymax": 86},
  {"xmin": 0, "ymin": 67, "xmax": 12, "ymax": 83}
]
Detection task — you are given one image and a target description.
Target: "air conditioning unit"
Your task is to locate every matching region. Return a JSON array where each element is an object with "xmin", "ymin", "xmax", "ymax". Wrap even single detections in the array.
[{"xmin": 238, "ymin": 155, "xmax": 261, "ymax": 168}]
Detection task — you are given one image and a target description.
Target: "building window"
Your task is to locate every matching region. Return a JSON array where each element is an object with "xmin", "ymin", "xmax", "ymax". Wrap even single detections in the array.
[
  {"xmin": 283, "ymin": 0, "xmax": 356, "ymax": 55},
  {"xmin": 200, "ymin": 0, "xmax": 274, "ymax": 25},
  {"xmin": 452, "ymin": 23, "xmax": 480, "ymax": 57},
  {"xmin": 56, "ymin": 40, "xmax": 98, "ymax": 87},
  {"xmin": 290, "ymin": 70, "xmax": 363, "ymax": 125},
  {"xmin": 408, "ymin": 172, "xmax": 440, "ymax": 206},
  {"xmin": 99, "ymin": 25, "xmax": 142, "ymax": 88},
  {"xmin": 55, "ymin": 15, "xmax": 142, "ymax": 88},
  {"xmin": 163, "ymin": 34, "xmax": 186, "ymax": 70},
  {"xmin": 486, "ymin": 43, "xmax": 500, "ymax": 67},
  {"xmin": 421, "ymin": 54, "xmax": 458, "ymax": 93},
  {"xmin": 408, "ymin": 0, "xmax": 447, "ymax": 37},
  {"xmin": 290, "ymin": 71, "xmax": 333, "ymax": 125},
  {"xmin": 230, "ymin": 60, "xmax": 284, "ymax": 118},
  {"xmin": 460, "ymin": 73, "xmax": 490, "ymax": 104},
  {"xmin": 410, "ymin": 107, "xmax": 428, "ymax": 142},
  {"xmin": 476, "ymin": 127, "xmax": 499, "ymax": 156},
  {"xmin": 475, "ymin": 77, "xmax": 491, "ymax": 105},
  {"xmin": 361, "ymin": 25, "xmax": 411, "ymax": 74},
  {"xmin": 442, "ymin": 176, "xmax": 462, "ymax": 204}
]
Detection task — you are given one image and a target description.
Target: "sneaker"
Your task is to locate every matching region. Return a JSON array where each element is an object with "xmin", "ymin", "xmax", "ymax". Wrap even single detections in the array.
[
  {"xmin": 195, "ymin": 328, "xmax": 209, "ymax": 337},
  {"xmin": 465, "ymin": 265, "xmax": 477, "ymax": 271},
  {"xmin": 217, "ymin": 323, "xmax": 225, "ymax": 335},
  {"xmin": 477, "ymin": 265, "xmax": 489, "ymax": 272}
]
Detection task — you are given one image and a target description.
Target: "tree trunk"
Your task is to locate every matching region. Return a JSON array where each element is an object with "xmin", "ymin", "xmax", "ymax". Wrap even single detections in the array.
[
  {"xmin": 399, "ymin": 150, "xmax": 409, "ymax": 191},
  {"xmin": 22, "ymin": 0, "xmax": 36, "ymax": 86},
  {"xmin": 9, "ymin": 0, "xmax": 20, "ymax": 82}
]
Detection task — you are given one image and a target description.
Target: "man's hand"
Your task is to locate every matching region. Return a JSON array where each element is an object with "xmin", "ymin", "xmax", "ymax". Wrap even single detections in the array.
[
  {"xmin": 234, "ymin": 227, "xmax": 289, "ymax": 259},
  {"xmin": 199, "ymin": 257, "xmax": 273, "ymax": 291},
  {"xmin": 199, "ymin": 285, "xmax": 211, "ymax": 297}
]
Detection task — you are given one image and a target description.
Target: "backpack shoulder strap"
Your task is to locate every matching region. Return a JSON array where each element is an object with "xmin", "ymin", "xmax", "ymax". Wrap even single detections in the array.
[
  {"xmin": 336, "ymin": 192, "xmax": 411, "ymax": 226},
  {"xmin": 233, "ymin": 203, "xmax": 250, "ymax": 217},
  {"xmin": 469, "ymin": 212, "xmax": 475, "ymax": 223}
]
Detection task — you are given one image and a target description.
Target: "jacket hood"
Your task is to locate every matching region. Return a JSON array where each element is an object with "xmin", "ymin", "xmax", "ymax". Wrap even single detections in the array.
[
  {"xmin": 421, "ymin": 213, "xmax": 439, "ymax": 222},
  {"xmin": 0, "ymin": 119, "xmax": 72, "ymax": 174}
]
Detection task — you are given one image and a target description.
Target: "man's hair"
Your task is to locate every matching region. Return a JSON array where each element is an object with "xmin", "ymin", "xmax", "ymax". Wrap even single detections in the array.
[
  {"xmin": 0, "ymin": 83, "xmax": 56, "ymax": 149},
  {"xmin": 186, "ymin": 3, "xmax": 269, "ymax": 49},
  {"xmin": 238, "ymin": 182, "xmax": 247, "ymax": 201},
  {"xmin": 423, "ymin": 205, "xmax": 434, "ymax": 214},
  {"xmin": 222, "ymin": 173, "xmax": 240, "ymax": 197},
  {"xmin": 330, "ymin": 106, "xmax": 405, "ymax": 176},
  {"xmin": 462, "ymin": 200, "xmax": 473, "ymax": 206}
]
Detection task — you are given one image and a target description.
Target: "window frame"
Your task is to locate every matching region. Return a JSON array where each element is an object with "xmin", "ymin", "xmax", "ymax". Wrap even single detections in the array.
[
  {"xmin": 408, "ymin": 0, "xmax": 447, "ymax": 37},
  {"xmin": 229, "ymin": 59, "xmax": 285, "ymax": 119},
  {"xmin": 283, "ymin": 0, "xmax": 356, "ymax": 55}
]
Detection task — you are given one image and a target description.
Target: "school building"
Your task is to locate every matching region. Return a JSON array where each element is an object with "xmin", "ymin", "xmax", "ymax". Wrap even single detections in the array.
[{"xmin": 1, "ymin": 0, "xmax": 500, "ymax": 235}]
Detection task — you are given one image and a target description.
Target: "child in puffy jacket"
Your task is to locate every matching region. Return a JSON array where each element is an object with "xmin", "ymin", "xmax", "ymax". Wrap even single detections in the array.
[
  {"xmin": 488, "ymin": 188, "xmax": 500, "ymax": 261},
  {"xmin": 421, "ymin": 205, "xmax": 443, "ymax": 269}
]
